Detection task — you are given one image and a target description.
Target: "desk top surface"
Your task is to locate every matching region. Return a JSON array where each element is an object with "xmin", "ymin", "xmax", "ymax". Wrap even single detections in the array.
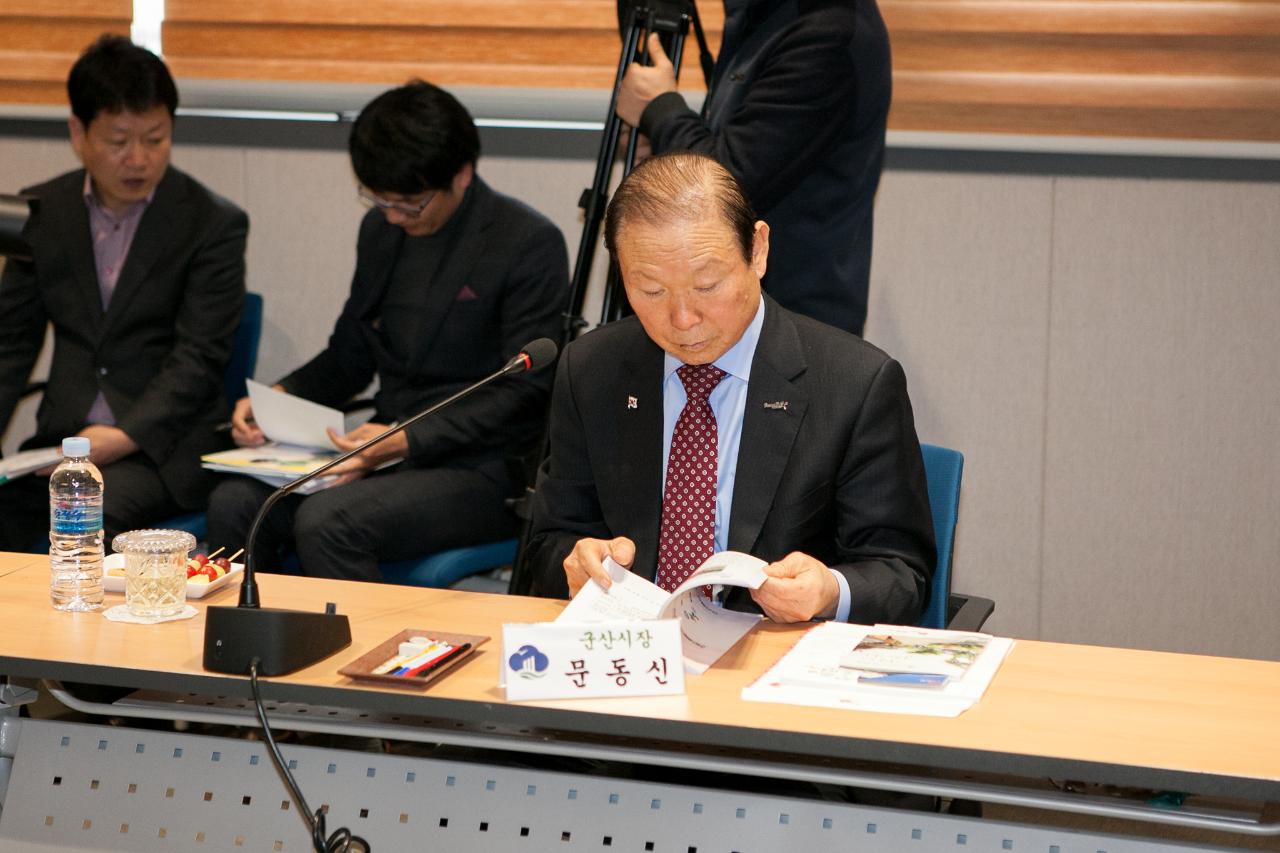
[{"xmin": 1, "ymin": 551, "xmax": 1276, "ymax": 799}]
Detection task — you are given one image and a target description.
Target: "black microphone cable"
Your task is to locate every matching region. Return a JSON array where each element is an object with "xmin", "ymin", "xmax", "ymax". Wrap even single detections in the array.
[{"xmin": 249, "ymin": 658, "xmax": 371, "ymax": 852}]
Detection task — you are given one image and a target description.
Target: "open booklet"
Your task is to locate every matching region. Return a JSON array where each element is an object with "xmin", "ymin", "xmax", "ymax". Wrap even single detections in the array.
[
  {"xmin": 201, "ymin": 444, "xmax": 342, "ymax": 495},
  {"xmin": 202, "ymin": 380, "xmax": 387, "ymax": 494},
  {"xmin": 742, "ymin": 622, "xmax": 1014, "ymax": 717},
  {"xmin": 557, "ymin": 551, "xmax": 770, "ymax": 674}
]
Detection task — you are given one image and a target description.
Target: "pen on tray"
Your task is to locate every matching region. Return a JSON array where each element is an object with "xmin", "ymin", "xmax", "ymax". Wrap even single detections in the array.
[
  {"xmin": 403, "ymin": 642, "xmax": 471, "ymax": 679},
  {"xmin": 389, "ymin": 642, "xmax": 450, "ymax": 676},
  {"xmin": 373, "ymin": 640, "xmax": 444, "ymax": 675}
]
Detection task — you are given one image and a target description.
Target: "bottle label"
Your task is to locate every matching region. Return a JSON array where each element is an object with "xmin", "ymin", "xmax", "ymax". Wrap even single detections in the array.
[{"xmin": 51, "ymin": 501, "xmax": 103, "ymax": 535}]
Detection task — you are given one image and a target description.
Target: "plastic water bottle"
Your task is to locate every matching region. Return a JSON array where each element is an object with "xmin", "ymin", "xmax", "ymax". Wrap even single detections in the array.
[{"xmin": 49, "ymin": 436, "xmax": 104, "ymax": 611}]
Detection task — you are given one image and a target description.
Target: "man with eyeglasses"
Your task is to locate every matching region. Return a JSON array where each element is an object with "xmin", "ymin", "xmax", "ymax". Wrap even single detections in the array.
[{"xmin": 206, "ymin": 81, "xmax": 569, "ymax": 582}]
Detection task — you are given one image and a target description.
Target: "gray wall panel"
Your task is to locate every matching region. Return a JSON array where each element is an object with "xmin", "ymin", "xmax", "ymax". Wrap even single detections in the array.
[
  {"xmin": 866, "ymin": 171, "xmax": 1054, "ymax": 641},
  {"xmin": 1044, "ymin": 177, "xmax": 1280, "ymax": 657}
]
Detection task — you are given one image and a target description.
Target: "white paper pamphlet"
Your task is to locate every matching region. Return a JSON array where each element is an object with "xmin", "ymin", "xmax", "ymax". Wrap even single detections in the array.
[
  {"xmin": 742, "ymin": 622, "xmax": 1014, "ymax": 717},
  {"xmin": 246, "ymin": 379, "xmax": 346, "ymax": 450},
  {"xmin": 0, "ymin": 446, "xmax": 62, "ymax": 485},
  {"xmin": 557, "ymin": 551, "xmax": 769, "ymax": 674}
]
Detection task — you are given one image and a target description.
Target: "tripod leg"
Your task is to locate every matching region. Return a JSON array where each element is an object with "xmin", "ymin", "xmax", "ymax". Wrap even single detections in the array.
[
  {"xmin": 564, "ymin": 9, "xmax": 647, "ymax": 339},
  {"xmin": 602, "ymin": 18, "xmax": 690, "ymax": 326}
]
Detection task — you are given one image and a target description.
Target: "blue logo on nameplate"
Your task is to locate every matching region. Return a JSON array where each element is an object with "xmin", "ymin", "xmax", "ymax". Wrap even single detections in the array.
[{"xmin": 507, "ymin": 644, "xmax": 550, "ymax": 679}]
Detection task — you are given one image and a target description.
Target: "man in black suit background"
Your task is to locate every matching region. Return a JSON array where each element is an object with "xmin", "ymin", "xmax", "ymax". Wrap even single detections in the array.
[
  {"xmin": 207, "ymin": 82, "xmax": 569, "ymax": 582},
  {"xmin": 616, "ymin": 0, "xmax": 891, "ymax": 337},
  {"xmin": 0, "ymin": 35, "xmax": 248, "ymax": 550},
  {"xmin": 527, "ymin": 152, "xmax": 932, "ymax": 625}
]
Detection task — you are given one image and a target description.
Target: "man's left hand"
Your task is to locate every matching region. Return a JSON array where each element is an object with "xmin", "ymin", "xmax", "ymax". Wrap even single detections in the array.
[
  {"xmin": 617, "ymin": 33, "xmax": 677, "ymax": 127},
  {"xmin": 750, "ymin": 552, "xmax": 840, "ymax": 623},
  {"xmin": 324, "ymin": 423, "xmax": 408, "ymax": 487},
  {"xmin": 79, "ymin": 425, "xmax": 138, "ymax": 468},
  {"xmin": 35, "ymin": 424, "xmax": 139, "ymax": 475}
]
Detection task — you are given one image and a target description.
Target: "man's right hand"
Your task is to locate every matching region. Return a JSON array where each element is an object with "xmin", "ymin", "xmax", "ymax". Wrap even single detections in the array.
[
  {"xmin": 229, "ymin": 395, "xmax": 265, "ymax": 447},
  {"xmin": 563, "ymin": 536, "xmax": 636, "ymax": 597}
]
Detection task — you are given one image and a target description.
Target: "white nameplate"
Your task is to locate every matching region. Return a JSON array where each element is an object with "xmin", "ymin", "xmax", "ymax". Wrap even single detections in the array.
[{"xmin": 502, "ymin": 619, "xmax": 686, "ymax": 701}]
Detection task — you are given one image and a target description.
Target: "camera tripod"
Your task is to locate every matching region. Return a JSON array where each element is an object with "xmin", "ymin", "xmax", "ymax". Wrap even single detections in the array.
[{"xmin": 564, "ymin": 0, "xmax": 715, "ymax": 338}]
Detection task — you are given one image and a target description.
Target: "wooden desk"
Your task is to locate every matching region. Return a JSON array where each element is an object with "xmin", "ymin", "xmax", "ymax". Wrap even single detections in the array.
[
  {"xmin": 1, "ymin": 549, "xmax": 1278, "ymax": 849},
  {"xmin": 2, "ymin": 549, "xmax": 1278, "ymax": 798}
]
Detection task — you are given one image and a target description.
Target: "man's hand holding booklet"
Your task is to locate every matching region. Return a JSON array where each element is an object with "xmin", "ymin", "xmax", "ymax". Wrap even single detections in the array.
[
  {"xmin": 201, "ymin": 380, "xmax": 401, "ymax": 494},
  {"xmin": 557, "ymin": 551, "xmax": 770, "ymax": 673}
]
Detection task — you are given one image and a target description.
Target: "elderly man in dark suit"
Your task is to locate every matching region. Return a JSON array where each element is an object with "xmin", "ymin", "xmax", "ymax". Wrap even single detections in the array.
[
  {"xmin": 207, "ymin": 81, "xmax": 569, "ymax": 582},
  {"xmin": 527, "ymin": 152, "xmax": 932, "ymax": 625},
  {"xmin": 0, "ymin": 35, "xmax": 247, "ymax": 550}
]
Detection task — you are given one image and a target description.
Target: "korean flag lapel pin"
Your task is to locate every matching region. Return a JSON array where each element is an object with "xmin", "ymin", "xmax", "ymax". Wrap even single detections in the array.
[{"xmin": 627, "ymin": 395, "xmax": 639, "ymax": 410}]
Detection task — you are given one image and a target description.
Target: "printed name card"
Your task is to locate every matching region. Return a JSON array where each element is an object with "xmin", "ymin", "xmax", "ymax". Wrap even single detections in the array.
[{"xmin": 502, "ymin": 619, "xmax": 686, "ymax": 700}]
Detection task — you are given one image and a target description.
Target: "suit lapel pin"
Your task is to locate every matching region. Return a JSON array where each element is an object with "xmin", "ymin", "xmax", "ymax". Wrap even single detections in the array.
[
  {"xmin": 763, "ymin": 400, "xmax": 789, "ymax": 411},
  {"xmin": 627, "ymin": 395, "xmax": 638, "ymax": 410}
]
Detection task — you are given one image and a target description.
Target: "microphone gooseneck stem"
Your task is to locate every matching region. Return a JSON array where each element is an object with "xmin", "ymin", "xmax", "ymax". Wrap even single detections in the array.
[{"xmin": 236, "ymin": 353, "xmax": 530, "ymax": 608}]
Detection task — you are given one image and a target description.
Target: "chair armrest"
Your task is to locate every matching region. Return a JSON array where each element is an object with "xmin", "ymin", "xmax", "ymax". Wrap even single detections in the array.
[{"xmin": 946, "ymin": 593, "xmax": 995, "ymax": 632}]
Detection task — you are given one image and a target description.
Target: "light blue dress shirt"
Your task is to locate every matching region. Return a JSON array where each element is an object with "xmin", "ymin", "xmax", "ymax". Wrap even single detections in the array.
[{"xmin": 661, "ymin": 299, "xmax": 852, "ymax": 621}]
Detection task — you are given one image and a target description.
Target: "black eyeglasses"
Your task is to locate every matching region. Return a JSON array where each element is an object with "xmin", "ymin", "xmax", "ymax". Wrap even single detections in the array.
[{"xmin": 357, "ymin": 186, "xmax": 438, "ymax": 216}]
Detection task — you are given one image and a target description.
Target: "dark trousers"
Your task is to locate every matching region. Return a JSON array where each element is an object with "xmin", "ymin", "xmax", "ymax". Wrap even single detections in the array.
[
  {"xmin": 204, "ymin": 460, "xmax": 518, "ymax": 582},
  {"xmin": 0, "ymin": 452, "xmax": 190, "ymax": 552}
]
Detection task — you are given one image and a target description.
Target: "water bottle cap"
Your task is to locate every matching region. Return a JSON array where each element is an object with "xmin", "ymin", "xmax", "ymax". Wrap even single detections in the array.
[{"xmin": 62, "ymin": 436, "xmax": 91, "ymax": 458}]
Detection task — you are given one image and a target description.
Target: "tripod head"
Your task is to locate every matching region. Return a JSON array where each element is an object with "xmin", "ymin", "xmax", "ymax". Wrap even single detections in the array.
[{"xmin": 616, "ymin": 0, "xmax": 714, "ymax": 90}]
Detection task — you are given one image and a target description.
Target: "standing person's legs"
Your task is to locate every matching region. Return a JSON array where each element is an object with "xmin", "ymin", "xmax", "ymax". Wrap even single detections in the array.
[{"xmin": 293, "ymin": 463, "xmax": 518, "ymax": 582}]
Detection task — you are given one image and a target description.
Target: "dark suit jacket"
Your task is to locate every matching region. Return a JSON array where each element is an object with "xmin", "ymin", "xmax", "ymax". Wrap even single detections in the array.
[
  {"xmin": 0, "ymin": 167, "xmax": 248, "ymax": 507},
  {"xmin": 639, "ymin": 0, "xmax": 892, "ymax": 336},
  {"xmin": 281, "ymin": 176, "xmax": 568, "ymax": 472},
  {"xmin": 527, "ymin": 298, "xmax": 935, "ymax": 625}
]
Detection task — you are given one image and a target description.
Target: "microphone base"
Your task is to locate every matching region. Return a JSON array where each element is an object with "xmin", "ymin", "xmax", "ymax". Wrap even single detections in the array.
[{"xmin": 203, "ymin": 605, "xmax": 352, "ymax": 676}]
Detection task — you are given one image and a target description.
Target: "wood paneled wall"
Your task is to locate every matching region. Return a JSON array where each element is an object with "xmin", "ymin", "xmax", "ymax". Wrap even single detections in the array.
[
  {"xmin": 0, "ymin": 1, "xmax": 131, "ymax": 105},
  {"xmin": 887, "ymin": 0, "xmax": 1280, "ymax": 140},
  {"xmin": 162, "ymin": 0, "xmax": 724, "ymax": 90},
  {"xmin": 3, "ymin": 1, "xmax": 1279, "ymax": 141},
  {"xmin": 159, "ymin": 0, "xmax": 1280, "ymax": 141}
]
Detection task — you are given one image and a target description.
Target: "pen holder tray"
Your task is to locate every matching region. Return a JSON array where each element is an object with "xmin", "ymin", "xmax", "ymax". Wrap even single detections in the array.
[{"xmin": 339, "ymin": 629, "xmax": 487, "ymax": 688}]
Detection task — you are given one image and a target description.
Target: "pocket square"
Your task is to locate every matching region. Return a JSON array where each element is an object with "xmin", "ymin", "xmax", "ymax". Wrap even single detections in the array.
[{"xmin": 455, "ymin": 285, "xmax": 480, "ymax": 302}]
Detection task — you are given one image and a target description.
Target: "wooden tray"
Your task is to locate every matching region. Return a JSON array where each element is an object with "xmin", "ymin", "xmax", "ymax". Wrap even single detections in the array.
[{"xmin": 339, "ymin": 629, "xmax": 487, "ymax": 688}]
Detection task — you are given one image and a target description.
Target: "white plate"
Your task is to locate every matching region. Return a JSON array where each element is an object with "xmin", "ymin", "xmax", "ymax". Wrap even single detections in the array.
[{"xmin": 103, "ymin": 553, "xmax": 245, "ymax": 599}]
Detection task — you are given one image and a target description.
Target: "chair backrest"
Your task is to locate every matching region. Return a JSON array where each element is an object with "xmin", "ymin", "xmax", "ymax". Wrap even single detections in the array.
[
  {"xmin": 918, "ymin": 443, "xmax": 964, "ymax": 630},
  {"xmin": 224, "ymin": 292, "xmax": 263, "ymax": 405}
]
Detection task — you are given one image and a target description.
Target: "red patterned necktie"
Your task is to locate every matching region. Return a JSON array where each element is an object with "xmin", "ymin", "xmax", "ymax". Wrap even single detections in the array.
[{"xmin": 656, "ymin": 363, "xmax": 727, "ymax": 591}]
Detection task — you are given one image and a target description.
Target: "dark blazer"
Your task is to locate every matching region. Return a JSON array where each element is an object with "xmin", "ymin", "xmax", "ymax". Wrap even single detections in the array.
[
  {"xmin": 280, "ymin": 176, "xmax": 569, "ymax": 470},
  {"xmin": 527, "ymin": 298, "xmax": 936, "ymax": 625},
  {"xmin": 0, "ymin": 166, "xmax": 248, "ymax": 507},
  {"xmin": 639, "ymin": 0, "xmax": 892, "ymax": 336}
]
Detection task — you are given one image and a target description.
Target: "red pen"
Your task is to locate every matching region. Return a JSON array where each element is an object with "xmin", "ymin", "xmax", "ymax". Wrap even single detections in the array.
[{"xmin": 402, "ymin": 642, "xmax": 471, "ymax": 679}]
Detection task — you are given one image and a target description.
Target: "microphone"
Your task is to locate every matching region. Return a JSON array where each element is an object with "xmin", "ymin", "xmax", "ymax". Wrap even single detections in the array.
[{"xmin": 203, "ymin": 338, "xmax": 559, "ymax": 676}]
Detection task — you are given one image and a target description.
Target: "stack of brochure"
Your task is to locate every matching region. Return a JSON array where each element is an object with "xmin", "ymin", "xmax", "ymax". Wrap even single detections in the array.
[
  {"xmin": 742, "ymin": 622, "xmax": 1013, "ymax": 717},
  {"xmin": 201, "ymin": 380, "xmax": 354, "ymax": 494},
  {"xmin": 201, "ymin": 444, "xmax": 342, "ymax": 494}
]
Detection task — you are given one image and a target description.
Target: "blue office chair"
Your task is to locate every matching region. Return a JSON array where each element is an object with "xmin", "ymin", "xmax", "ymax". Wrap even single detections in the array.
[
  {"xmin": 161, "ymin": 292, "xmax": 265, "ymax": 543},
  {"xmin": 379, "ymin": 538, "xmax": 518, "ymax": 588},
  {"xmin": 918, "ymin": 443, "xmax": 994, "ymax": 631}
]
